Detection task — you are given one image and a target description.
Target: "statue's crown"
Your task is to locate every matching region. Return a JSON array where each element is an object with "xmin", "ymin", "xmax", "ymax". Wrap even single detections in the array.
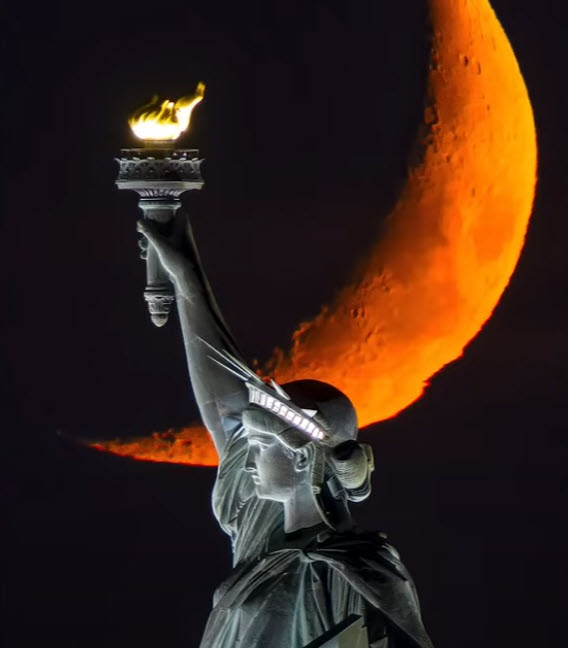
[
  {"xmin": 203, "ymin": 340, "xmax": 326, "ymax": 442},
  {"xmin": 246, "ymin": 381, "xmax": 325, "ymax": 441}
]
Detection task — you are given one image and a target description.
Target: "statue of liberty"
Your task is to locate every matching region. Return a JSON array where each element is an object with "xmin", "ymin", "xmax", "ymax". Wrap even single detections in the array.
[{"xmin": 136, "ymin": 213, "xmax": 434, "ymax": 648}]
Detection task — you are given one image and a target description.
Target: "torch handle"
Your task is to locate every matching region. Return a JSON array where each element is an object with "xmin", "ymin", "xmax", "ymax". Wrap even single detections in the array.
[{"xmin": 139, "ymin": 202, "xmax": 178, "ymax": 327}]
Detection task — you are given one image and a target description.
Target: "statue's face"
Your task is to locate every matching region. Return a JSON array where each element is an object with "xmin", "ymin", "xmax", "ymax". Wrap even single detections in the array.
[{"xmin": 245, "ymin": 432, "xmax": 303, "ymax": 502}]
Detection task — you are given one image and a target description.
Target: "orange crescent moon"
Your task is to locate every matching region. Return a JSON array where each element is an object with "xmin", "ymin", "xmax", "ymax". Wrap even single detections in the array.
[{"xmin": 92, "ymin": 0, "xmax": 537, "ymax": 466}]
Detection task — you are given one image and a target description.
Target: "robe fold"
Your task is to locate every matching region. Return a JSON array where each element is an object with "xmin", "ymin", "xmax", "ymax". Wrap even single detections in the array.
[{"xmin": 198, "ymin": 426, "xmax": 434, "ymax": 648}]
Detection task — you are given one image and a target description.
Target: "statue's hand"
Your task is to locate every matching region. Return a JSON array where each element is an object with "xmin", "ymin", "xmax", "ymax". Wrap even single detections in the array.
[{"xmin": 137, "ymin": 214, "xmax": 199, "ymax": 300}]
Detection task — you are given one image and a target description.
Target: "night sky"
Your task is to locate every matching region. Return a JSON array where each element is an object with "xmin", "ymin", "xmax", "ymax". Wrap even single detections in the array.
[{"xmin": 2, "ymin": 1, "xmax": 567, "ymax": 646}]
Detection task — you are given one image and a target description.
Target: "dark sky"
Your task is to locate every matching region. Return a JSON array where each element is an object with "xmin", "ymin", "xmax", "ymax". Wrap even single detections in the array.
[{"xmin": 2, "ymin": 1, "xmax": 567, "ymax": 646}]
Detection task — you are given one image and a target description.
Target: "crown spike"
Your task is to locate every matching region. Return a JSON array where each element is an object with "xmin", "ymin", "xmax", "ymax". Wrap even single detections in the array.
[
  {"xmin": 208, "ymin": 355, "xmax": 249, "ymax": 381},
  {"xmin": 270, "ymin": 379, "xmax": 291, "ymax": 401},
  {"xmin": 200, "ymin": 337, "xmax": 263, "ymax": 384},
  {"xmin": 205, "ymin": 338, "xmax": 326, "ymax": 442}
]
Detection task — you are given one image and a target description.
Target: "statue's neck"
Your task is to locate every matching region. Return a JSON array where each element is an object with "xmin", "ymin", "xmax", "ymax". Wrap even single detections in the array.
[{"xmin": 283, "ymin": 483, "xmax": 323, "ymax": 534}]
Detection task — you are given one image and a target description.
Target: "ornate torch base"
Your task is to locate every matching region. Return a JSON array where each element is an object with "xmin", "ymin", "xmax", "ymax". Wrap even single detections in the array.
[{"xmin": 115, "ymin": 147, "xmax": 204, "ymax": 326}]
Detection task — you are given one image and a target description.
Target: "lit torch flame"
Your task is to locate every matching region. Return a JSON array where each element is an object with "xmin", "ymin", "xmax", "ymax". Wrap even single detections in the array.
[{"xmin": 128, "ymin": 82, "xmax": 205, "ymax": 142}]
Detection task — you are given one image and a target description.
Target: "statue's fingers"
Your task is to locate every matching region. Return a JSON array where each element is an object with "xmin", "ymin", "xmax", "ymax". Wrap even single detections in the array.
[
  {"xmin": 136, "ymin": 219, "xmax": 167, "ymax": 249},
  {"xmin": 136, "ymin": 219, "xmax": 155, "ymax": 237},
  {"xmin": 137, "ymin": 218, "xmax": 190, "ymax": 282}
]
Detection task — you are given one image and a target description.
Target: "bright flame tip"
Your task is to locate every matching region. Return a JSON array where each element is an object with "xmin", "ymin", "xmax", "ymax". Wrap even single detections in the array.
[{"xmin": 128, "ymin": 82, "xmax": 206, "ymax": 142}]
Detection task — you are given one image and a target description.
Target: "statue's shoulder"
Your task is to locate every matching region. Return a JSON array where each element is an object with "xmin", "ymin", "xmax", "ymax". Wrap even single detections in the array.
[
  {"xmin": 312, "ymin": 529, "xmax": 434, "ymax": 648},
  {"xmin": 311, "ymin": 527, "xmax": 409, "ymax": 581},
  {"xmin": 315, "ymin": 527, "xmax": 396, "ymax": 555}
]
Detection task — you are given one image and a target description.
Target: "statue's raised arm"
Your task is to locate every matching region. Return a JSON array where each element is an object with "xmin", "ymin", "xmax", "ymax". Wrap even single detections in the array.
[
  {"xmin": 137, "ymin": 213, "xmax": 246, "ymax": 456},
  {"xmin": 138, "ymin": 212, "xmax": 434, "ymax": 648}
]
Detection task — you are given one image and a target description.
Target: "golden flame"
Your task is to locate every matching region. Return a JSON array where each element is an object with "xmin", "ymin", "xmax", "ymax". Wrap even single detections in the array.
[{"xmin": 128, "ymin": 82, "xmax": 205, "ymax": 142}]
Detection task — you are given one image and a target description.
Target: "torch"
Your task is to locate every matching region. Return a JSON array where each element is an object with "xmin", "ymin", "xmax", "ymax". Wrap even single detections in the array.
[{"xmin": 115, "ymin": 83, "xmax": 205, "ymax": 327}]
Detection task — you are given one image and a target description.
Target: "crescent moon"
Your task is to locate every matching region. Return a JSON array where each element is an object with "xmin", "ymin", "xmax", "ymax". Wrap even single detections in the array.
[{"xmin": 92, "ymin": 0, "xmax": 537, "ymax": 466}]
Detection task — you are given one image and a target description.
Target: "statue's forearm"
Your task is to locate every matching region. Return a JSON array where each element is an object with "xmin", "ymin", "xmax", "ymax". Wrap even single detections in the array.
[
  {"xmin": 174, "ymin": 264, "xmax": 247, "ymax": 456},
  {"xmin": 138, "ymin": 215, "xmax": 247, "ymax": 455}
]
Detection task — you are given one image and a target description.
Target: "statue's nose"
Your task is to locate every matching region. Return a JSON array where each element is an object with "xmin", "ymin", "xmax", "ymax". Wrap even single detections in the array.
[{"xmin": 244, "ymin": 446, "xmax": 257, "ymax": 473}]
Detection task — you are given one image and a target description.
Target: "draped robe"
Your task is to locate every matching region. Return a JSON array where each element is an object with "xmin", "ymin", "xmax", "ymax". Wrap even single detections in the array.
[{"xmin": 198, "ymin": 424, "xmax": 434, "ymax": 648}]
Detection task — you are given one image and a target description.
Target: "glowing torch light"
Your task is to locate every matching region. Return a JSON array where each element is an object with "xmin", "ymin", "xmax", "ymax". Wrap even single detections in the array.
[
  {"xmin": 115, "ymin": 83, "xmax": 205, "ymax": 327},
  {"xmin": 128, "ymin": 82, "xmax": 205, "ymax": 143}
]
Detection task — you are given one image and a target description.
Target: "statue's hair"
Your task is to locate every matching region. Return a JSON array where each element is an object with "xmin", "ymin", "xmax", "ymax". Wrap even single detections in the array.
[
  {"xmin": 328, "ymin": 440, "xmax": 374, "ymax": 503},
  {"xmin": 278, "ymin": 381, "xmax": 374, "ymax": 500}
]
